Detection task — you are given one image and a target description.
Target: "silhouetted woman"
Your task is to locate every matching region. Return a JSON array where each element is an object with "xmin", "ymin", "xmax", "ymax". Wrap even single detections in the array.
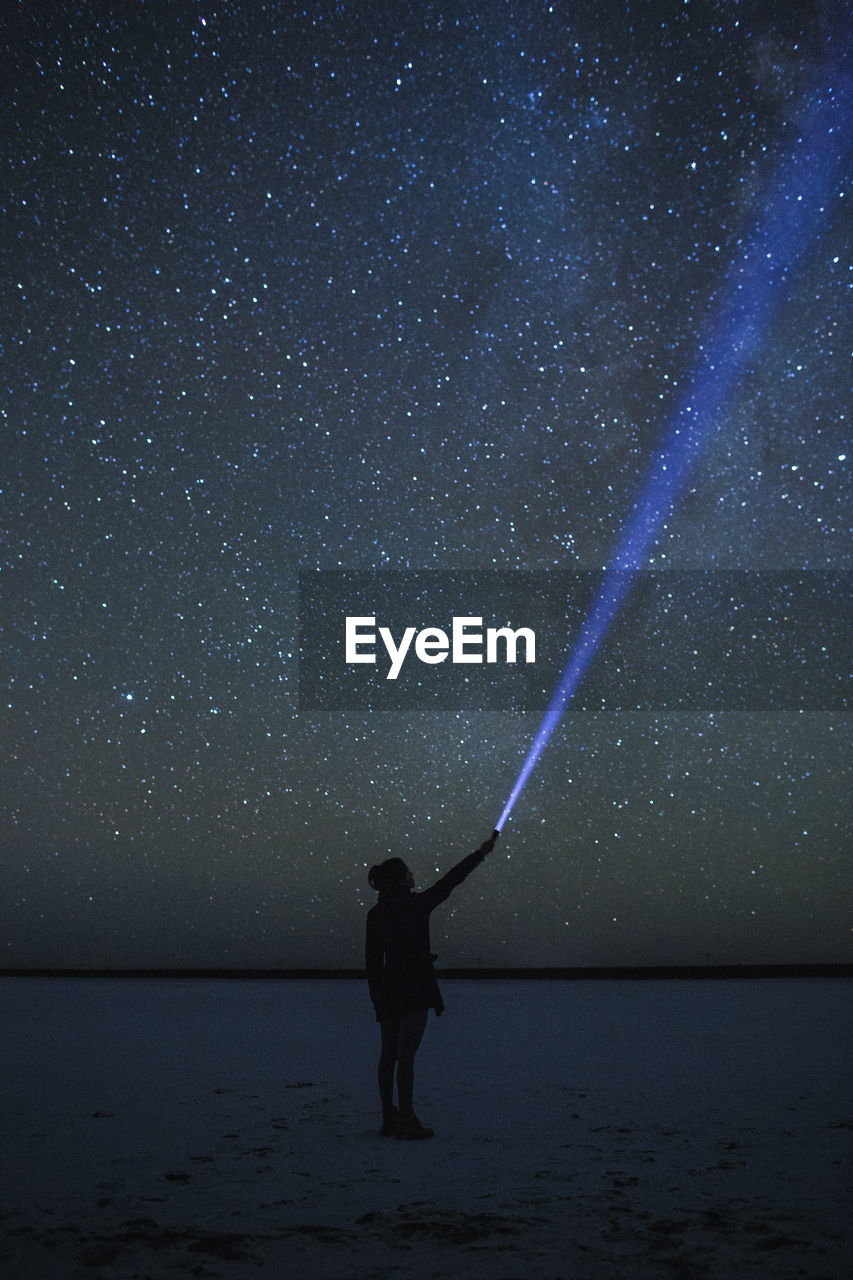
[{"xmin": 365, "ymin": 830, "xmax": 499, "ymax": 1139}]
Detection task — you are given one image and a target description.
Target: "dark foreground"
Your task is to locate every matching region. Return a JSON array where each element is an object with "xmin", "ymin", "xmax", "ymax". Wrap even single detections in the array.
[{"xmin": 2, "ymin": 977, "xmax": 850, "ymax": 1278}]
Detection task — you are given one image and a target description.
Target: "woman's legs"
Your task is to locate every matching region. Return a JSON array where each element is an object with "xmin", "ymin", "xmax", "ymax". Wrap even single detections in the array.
[
  {"xmin": 377, "ymin": 1017, "xmax": 399, "ymax": 1113},
  {"xmin": 377, "ymin": 1008, "xmax": 429, "ymax": 1113},
  {"xmin": 395, "ymin": 1008, "xmax": 429, "ymax": 1113}
]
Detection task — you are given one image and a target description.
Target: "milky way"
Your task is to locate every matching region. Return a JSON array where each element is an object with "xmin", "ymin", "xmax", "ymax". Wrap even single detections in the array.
[{"xmin": 4, "ymin": 1, "xmax": 850, "ymax": 968}]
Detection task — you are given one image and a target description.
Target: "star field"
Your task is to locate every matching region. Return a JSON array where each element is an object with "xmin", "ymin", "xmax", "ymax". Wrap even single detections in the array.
[{"xmin": 3, "ymin": 0, "xmax": 850, "ymax": 968}]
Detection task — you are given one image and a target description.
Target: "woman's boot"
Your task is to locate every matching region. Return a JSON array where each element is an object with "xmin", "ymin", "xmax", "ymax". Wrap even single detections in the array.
[
  {"xmin": 395, "ymin": 1110, "xmax": 434, "ymax": 1139},
  {"xmin": 379, "ymin": 1105, "xmax": 398, "ymax": 1136}
]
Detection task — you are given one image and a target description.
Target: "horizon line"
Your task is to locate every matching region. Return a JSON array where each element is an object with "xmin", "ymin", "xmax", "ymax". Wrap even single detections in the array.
[{"xmin": 2, "ymin": 963, "xmax": 850, "ymax": 981}]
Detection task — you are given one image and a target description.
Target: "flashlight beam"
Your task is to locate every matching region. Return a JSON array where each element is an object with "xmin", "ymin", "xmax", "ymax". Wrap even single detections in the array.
[{"xmin": 495, "ymin": 67, "xmax": 851, "ymax": 833}]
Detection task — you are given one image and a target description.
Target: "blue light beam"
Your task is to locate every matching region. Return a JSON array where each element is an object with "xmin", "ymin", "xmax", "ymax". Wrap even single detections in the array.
[{"xmin": 496, "ymin": 68, "xmax": 851, "ymax": 833}]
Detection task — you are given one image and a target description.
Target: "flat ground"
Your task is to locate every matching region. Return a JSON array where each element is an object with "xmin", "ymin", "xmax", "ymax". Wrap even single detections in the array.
[{"xmin": 2, "ymin": 976, "xmax": 850, "ymax": 1278}]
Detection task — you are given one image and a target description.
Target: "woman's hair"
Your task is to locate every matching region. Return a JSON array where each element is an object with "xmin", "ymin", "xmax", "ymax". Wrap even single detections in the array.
[{"xmin": 368, "ymin": 857, "xmax": 409, "ymax": 894}]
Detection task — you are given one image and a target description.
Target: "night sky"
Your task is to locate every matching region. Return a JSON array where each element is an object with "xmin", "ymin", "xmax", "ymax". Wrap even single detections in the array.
[{"xmin": 4, "ymin": 0, "xmax": 850, "ymax": 970}]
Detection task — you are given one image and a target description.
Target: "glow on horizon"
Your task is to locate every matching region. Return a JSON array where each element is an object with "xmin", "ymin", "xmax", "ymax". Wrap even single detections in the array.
[{"xmin": 496, "ymin": 69, "xmax": 851, "ymax": 833}]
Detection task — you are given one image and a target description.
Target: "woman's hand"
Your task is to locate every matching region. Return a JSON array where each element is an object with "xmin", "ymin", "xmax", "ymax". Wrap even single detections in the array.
[{"xmin": 480, "ymin": 830, "xmax": 500, "ymax": 856}]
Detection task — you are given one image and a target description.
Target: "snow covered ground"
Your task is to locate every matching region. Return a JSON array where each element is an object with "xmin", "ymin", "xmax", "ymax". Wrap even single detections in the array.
[{"xmin": 2, "ymin": 976, "xmax": 850, "ymax": 1278}]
